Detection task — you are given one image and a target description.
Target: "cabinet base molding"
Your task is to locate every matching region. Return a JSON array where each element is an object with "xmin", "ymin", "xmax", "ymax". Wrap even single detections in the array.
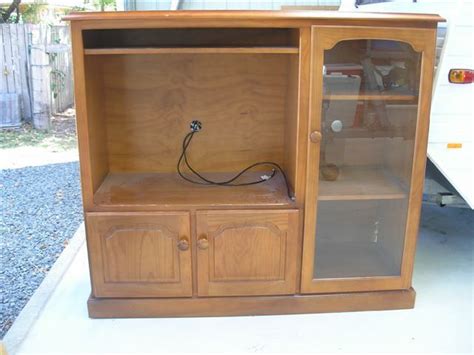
[{"xmin": 88, "ymin": 288, "xmax": 415, "ymax": 318}]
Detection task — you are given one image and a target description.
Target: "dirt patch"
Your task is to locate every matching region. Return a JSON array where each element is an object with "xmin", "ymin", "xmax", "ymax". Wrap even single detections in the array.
[{"xmin": 0, "ymin": 109, "xmax": 77, "ymax": 151}]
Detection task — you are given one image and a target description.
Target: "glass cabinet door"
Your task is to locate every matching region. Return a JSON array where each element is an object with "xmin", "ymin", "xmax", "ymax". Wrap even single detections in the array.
[{"xmin": 302, "ymin": 27, "xmax": 435, "ymax": 293}]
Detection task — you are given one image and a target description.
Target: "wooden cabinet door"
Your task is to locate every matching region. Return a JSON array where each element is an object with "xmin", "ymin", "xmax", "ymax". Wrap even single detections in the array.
[
  {"xmin": 86, "ymin": 212, "xmax": 192, "ymax": 298},
  {"xmin": 196, "ymin": 210, "xmax": 299, "ymax": 296},
  {"xmin": 301, "ymin": 26, "xmax": 436, "ymax": 293}
]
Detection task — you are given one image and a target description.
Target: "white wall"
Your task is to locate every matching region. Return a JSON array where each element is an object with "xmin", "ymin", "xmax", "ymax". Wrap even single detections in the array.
[{"xmin": 124, "ymin": 0, "xmax": 341, "ymax": 11}]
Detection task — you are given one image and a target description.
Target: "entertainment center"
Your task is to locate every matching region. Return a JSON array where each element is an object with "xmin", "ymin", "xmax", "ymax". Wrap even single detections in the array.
[{"xmin": 65, "ymin": 10, "xmax": 443, "ymax": 317}]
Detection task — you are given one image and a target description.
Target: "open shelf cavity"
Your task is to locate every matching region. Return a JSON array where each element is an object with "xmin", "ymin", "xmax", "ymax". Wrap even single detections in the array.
[
  {"xmin": 83, "ymin": 36, "xmax": 300, "ymax": 209},
  {"xmin": 83, "ymin": 28, "xmax": 300, "ymax": 54},
  {"xmin": 94, "ymin": 172, "xmax": 292, "ymax": 208}
]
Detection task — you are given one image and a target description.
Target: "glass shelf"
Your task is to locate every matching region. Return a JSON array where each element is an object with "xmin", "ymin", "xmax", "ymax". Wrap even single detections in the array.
[
  {"xmin": 322, "ymin": 91, "xmax": 417, "ymax": 101},
  {"xmin": 318, "ymin": 166, "xmax": 407, "ymax": 201}
]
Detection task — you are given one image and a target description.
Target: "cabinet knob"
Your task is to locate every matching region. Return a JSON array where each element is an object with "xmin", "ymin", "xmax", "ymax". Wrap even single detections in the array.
[
  {"xmin": 310, "ymin": 131, "xmax": 322, "ymax": 143},
  {"xmin": 197, "ymin": 235, "xmax": 209, "ymax": 250},
  {"xmin": 177, "ymin": 237, "xmax": 190, "ymax": 251}
]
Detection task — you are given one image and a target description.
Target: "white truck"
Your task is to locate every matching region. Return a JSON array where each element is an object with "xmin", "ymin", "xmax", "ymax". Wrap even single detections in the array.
[{"xmin": 339, "ymin": 0, "xmax": 474, "ymax": 208}]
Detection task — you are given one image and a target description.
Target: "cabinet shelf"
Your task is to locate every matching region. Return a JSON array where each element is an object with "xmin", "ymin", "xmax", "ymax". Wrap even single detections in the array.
[
  {"xmin": 318, "ymin": 167, "xmax": 407, "ymax": 201},
  {"xmin": 327, "ymin": 127, "xmax": 409, "ymax": 139},
  {"xmin": 323, "ymin": 91, "xmax": 417, "ymax": 101},
  {"xmin": 84, "ymin": 47, "xmax": 300, "ymax": 55},
  {"xmin": 94, "ymin": 172, "xmax": 293, "ymax": 208}
]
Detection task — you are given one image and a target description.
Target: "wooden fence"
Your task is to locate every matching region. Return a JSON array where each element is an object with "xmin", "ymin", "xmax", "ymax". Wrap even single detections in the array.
[
  {"xmin": 49, "ymin": 25, "xmax": 74, "ymax": 114},
  {"xmin": 0, "ymin": 24, "xmax": 74, "ymax": 129}
]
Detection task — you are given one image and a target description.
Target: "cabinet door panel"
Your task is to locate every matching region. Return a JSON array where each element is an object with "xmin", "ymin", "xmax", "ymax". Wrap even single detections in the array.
[
  {"xmin": 103, "ymin": 225, "xmax": 179, "ymax": 283},
  {"xmin": 301, "ymin": 26, "xmax": 436, "ymax": 293},
  {"xmin": 196, "ymin": 210, "xmax": 299, "ymax": 296},
  {"xmin": 87, "ymin": 212, "xmax": 192, "ymax": 297}
]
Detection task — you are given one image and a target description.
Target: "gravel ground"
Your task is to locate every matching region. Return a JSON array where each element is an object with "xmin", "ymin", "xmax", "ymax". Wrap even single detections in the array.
[{"xmin": 0, "ymin": 161, "xmax": 83, "ymax": 338}]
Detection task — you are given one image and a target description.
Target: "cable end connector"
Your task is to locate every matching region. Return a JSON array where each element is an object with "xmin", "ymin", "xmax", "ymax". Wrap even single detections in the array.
[{"xmin": 190, "ymin": 120, "xmax": 202, "ymax": 132}]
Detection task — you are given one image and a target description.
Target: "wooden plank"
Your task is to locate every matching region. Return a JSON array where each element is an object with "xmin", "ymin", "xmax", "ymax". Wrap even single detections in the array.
[
  {"xmin": 84, "ymin": 46, "xmax": 300, "ymax": 55},
  {"xmin": 93, "ymin": 172, "xmax": 293, "ymax": 208},
  {"xmin": 62, "ymin": 11, "xmax": 444, "ymax": 25},
  {"xmin": 24, "ymin": 24, "xmax": 34, "ymax": 119},
  {"xmin": 323, "ymin": 92, "xmax": 417, "ymax": 101},
  {"xmin": 2, "ymin": 25, "xmax": 15, "ymax": 92},
  {"xmin": 53, "ymin": 25, "xmax": 74, "ymax": 113},
  {"xmin": 9, "ymin": 24, "xmax": 23, "ymax": 110},
  {"xmin": 60, "ymin": 24, "xmax": 74, "ymax": 112},
  {"xmin": 71, "ymin": 23, "xmax": 100, "ymax": 209},
  {"xmin": 0, "ymin": 93, "xmax": 21, "ymax": 127},
  {"xmin": 318, "ymin": 166, "xmax": 407, "ymax": 201},
  {"xmin": 0, "ymin": 26, "xmax": 6, "ymax": 93},
  {"xmin": 30, "ymin": 24, "xmax": 51, "ymax": 130},
  {"xmin": 87, "ymin": 288, "xmax": 416, "ymax": 318},
  {"xmin": 16, "ymin": 24, "xmax": 33, "ymax": 120}
]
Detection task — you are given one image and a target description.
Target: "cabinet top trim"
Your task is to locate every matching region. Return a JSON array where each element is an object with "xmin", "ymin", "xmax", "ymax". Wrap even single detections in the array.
[{"xmin": 64, "ymin": 10, "xmax": 444, "ymax": 26}]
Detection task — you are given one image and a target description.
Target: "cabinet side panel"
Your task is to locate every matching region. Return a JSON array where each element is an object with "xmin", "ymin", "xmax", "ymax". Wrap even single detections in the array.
[
  {"xmin": 284, "ymin": 36, "xmax": 299, "ymax": 195},
  {"xmin": 400, "ymin": 28, "xmax": 437, "ymax": 288},
  {"xmin": 71, "ymin": 26, "xmax": 109, "ymax": 209},
  {"xmin": 84, "ymin": 56, "xmax": 109, "ymax": 195}
]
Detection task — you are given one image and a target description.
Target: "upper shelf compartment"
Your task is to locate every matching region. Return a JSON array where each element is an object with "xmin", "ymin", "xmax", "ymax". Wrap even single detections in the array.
[{"xmin": 82, "ymin": 28, "xmax": 300, "ymax": 55}]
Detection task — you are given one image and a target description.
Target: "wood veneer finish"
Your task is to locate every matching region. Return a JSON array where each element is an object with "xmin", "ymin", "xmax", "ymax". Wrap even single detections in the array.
[
  {"xmin": 86, "ymin": 212, "xmax": 192, "ymax": 298},
  {"xmin": 65, "ymin": 11, "xmax": 443, "ymax": 28},
  {"xmin": 195, "ymin": 210, "xmax": 299, "ymax": 296},
  {"xmin": 88, "ymin": 288, "xmax": 416, "ymax": 318},
  {"xmin": 67, "ymin": 11, "xmax": 442, "ymax": 317},
  {"xmin": 98, "ymin": 53, "xmax": 293, "ymax": 174},
  {"xmin": 93, "ymin": 172, "xmax": 293, "ymax": 209}
]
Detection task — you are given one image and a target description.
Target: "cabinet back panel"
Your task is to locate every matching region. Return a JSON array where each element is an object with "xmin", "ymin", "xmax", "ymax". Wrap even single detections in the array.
[
  {"xmin": 101, "ymin": 54, "xmax": 292, "ymax": 173},
  {"xmin": 84, "ymin": 57, "xmax": 109, "ymax": 192}
]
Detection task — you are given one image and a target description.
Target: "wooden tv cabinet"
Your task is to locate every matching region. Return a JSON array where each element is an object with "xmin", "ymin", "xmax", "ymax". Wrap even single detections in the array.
[{"xmin": 66, "ymin": 11, "xmax": 443, "ymax": 318}]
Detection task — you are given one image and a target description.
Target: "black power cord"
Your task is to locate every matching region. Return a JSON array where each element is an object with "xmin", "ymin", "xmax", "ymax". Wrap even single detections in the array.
[{"xmin": 177, "ymin": 120, "xmax": 295, "ymax": 201}]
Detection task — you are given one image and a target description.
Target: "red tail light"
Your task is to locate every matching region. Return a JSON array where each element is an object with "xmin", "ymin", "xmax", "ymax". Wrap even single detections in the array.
[{"xmin": 448, "ymin": 69, "xmax": 473, "ymax": 84}]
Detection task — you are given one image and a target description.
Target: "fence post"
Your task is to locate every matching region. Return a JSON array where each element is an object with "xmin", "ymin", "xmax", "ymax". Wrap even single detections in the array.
[{"xmin": 30, "ymin": 24, "xmax": 51, "ymax": 130}]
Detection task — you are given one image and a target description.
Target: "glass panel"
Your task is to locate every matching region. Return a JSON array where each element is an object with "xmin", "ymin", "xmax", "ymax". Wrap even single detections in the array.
[{"xmin": 314, "ymin": 40, "xmax": 421, "ymax": 279}]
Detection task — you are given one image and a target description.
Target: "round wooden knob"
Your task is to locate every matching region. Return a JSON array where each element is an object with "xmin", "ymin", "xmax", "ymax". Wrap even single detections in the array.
[
  {"xmin": 310, "ymin": 131, "xmax": 322, "ymax": 143},
  {"xmin": 177, "ymin": 237, "xmax": 189, "ymax": 251},
  {"xmin": 197, "ymin": 235, "xmax": 209, "ymax": 250}
]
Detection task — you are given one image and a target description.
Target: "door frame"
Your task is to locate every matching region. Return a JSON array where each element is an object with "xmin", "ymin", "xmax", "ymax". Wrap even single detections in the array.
[{"xmin": 301, "ymin": 25, "xmax": 437, "ymax": 293}]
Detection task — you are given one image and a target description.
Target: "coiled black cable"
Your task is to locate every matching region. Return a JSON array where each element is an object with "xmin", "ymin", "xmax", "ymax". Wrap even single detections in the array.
[{"xmin": 177, "ymin": 127, "xmax": 294, "ymax": 201}]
